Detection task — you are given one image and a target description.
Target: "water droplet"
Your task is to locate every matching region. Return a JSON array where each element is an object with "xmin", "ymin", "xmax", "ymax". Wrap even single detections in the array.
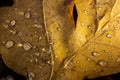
[
  {"xmin": 34, "ymin": 52, "xmax": 40, "ymax": 56},
  {"xmin": 23, "ymin": 43, "xmax": 32, "ymax": 51},
  {"xmin": 92, "ymin": 51, "xmax": 99, "ymax": 56},
  {"xmin": 67, "ymin": 61, "xmax": 73, "ymax": 67},
  {"xmin": 83, "ymin": 10, "xmax": 88, "ymax": 13},
  {"xmin": 98, "ymin": 7, "xmax": 102, "ymax": 10},
  {"xmin": 38, "ymin": 36, "xmax": 42, "ymax": 40},
  {"xmin": 118, "ymin": 13, "xmax": 120, "ymax": 17},
  {"xmin": 28, "ymin": 72, "xmax": 35, "ymax": 80},
  {"xmin": 41, "ymin": 48, "xmax": 45, "ymax": 52},
  {"xmin": 47, "ymin": 60, "xmax": 51, "ymax": 64},
  {"xmin": 3, "ymin": 24, "xmax": 9, "ymax": 29},
  {"xmin": 41, "ymin": 47, "xmax": 51, "ymax": 54},
  {"xmin": 87, "ymin": 25, "xmax": 92, "ymax": 29},
  {"xmin": 24, "ymin": 11, "xmax": 31, "ymax": 19},
  {"xmin": 49, "ymin": 42, "xmax": 54, "ymax": 45},
  {"xmin": 35, "ymin": 58, "xmax": 38, "ymax": 62},
  {"xmin": 106, "ymin": 34, "xmax": 111, "ymax": 38},
  {"xmin": 5, "ymin": 40, "xmax": 14, "ymax": 48},
  {"xmin": 55, "ymin": 55, "xmax": 58, "ymax": 58},
  {"xmin": 33, "ymin": 24, "xmax": 42, "ymax": 28},
  {"xmin": 57, "ymin": 27, "xmax": 62, "ymax": 31},
  {"xmin": 106, "ymin": 25, "xmax": 110, "ymax": 29},
  {"xmin": 17, "ymin": 43, "xmax": 23, "ymax": 47},
  {"xmin": 9, "ymin": 30, "xmax": 16, "ymax": 35},
  {"xmin": 30, "ymin": 59, "xmax": 33, "ymax": 63},
  {"xmin": 9, "ymin": 20, "xmax": 16, "ymax": 26},
  {"xmin": 114, "ymin": 26, "xmax": 119, "ymax": 30},
  {"xmin": 98, "ymin": 60, "xmax": 107, "ymax": 67},
  {"xmin": 87, "ymin": 58, "xmax": 90, "ymax": 61}
]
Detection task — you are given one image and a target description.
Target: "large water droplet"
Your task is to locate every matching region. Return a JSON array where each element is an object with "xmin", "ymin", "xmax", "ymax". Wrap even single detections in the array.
[
  {"xmin": 92, "ymin": 51, "xmax": 99, "ymax": 56},
  {"xmin": 24, "ymin": 11, "xmax": 31, "ymax": 19},
  {"xmin": 5, "ymin": 40, "xmax": 14, "ymax": 48},
  {"xmin": 23, "ymin": 43, "xmax": 32, "ymax": 51},
  {"xmin": 9, "ymin": 20, "xmax": 16, "ymax": 26},
  {"xmin": 98, "ymin": 60, "xmax": 107, "ymax": 67}
]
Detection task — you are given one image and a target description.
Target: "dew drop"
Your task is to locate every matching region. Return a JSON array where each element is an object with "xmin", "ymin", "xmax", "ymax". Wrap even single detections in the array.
[
  {"xmin": 87, "ymin": 25, "xmax": 92, "ymax": 29},
  {"xmin": 17, "ymin": 43, "xmax": 23, "ymax": 47},
  {"xmin": 34, "ymin": 52, "xmax": 40, "ymax": 56},
  {"xmin": 92, "ymin": 51, "xmax": 99, "ymax": 56},
  {"xmin": 83, "ymin": 10, "xmax": 88, "ymax": 13},
  {"xmin": 24, "ymin": 11, "xmax": 31, "ymax": 19},
  {"xmin": 57, "ymin": 27, "xmax": 62, "ymax": 31},
  {"xmin": 118, "ymin": 13, "xmax": 120, "ymax": 17},
  {"xmin": 41, "ymin": 48, "xmax": 45, "ymax": 52},
  {"xmin": 104, "ymin": 25, "xmax": 110, "ymax": 29},
  {"xmin": 38, "ymin": 36, "xmax": 42, "ymax": 40},
  {"xmin": 28, "ymin": 72, "xmax": 35, "ymax": 80},
  {"xmin": 9, "ymin": 20, "xmax": 16, "ymax": 26},
  {"xmin": 35, "ymin": 58, "xmax": 38, "ymax": 62},
  {"xmin": 3, "ymin": 24, "xmax": 9, "ymax": 29},
  {"xmin": 55, "ymin": 55, "xmax": 58, "ymax": 58},
  {"xmin": 87, "ymin": 58, "xmax": 90, "ymax": 61},
  {"xmin": 106, "ymin": 34, "xmax": 111, "ymax": 38},
  {"xmin": 98, "ymin": 7, "xmax": 102, "ymax": 10},
  {"xmin": 98, "ymin": 60, "xmax": 107, "ymax": 67},
  {"xmin": 47, "ymin": 60, "xmax": 51, "ymax": 64},
  {"xmin": 23, "ymin": 43, "xmax": 32, "ymax": 51},
  {"xmin": 30, "ymin": 59, "xmax": 33, "ymax": 63},
  {"xmin": 49, "ymin": 42, "xmax": 54, "ymax": 45},
  {"xmin": 33, "ymin": 24, "xmax": 42, "ymax": 28},
  {"xmin": 41, "ymin": 47, "xmax": 51, "ymax": 54},
  {"xmin": 9, "ymin": 30, "xmax": 16, "ymax": 35},
  {"xmin": 114, "ymin": 26, "xmax": 119, "ymax": 30},
  {"xmin": 5, "ymin": 40, "xmax": 14, "ymax": 48}
]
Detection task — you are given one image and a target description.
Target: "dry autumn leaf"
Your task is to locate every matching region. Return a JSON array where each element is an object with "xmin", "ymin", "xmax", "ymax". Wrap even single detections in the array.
[{"xmin": 0, "ymin": 0, "xmax": 120, "ymax": 80}]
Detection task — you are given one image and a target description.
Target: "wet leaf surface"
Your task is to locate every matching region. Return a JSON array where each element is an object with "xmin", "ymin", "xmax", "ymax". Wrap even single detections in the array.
[
  {"xmin": 0, "ymin": 0, "xmax": 52, "ymax": 80},
  {"xmin": 0, "ymin": 0, "xmax": 120, "ymax": 80}
]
